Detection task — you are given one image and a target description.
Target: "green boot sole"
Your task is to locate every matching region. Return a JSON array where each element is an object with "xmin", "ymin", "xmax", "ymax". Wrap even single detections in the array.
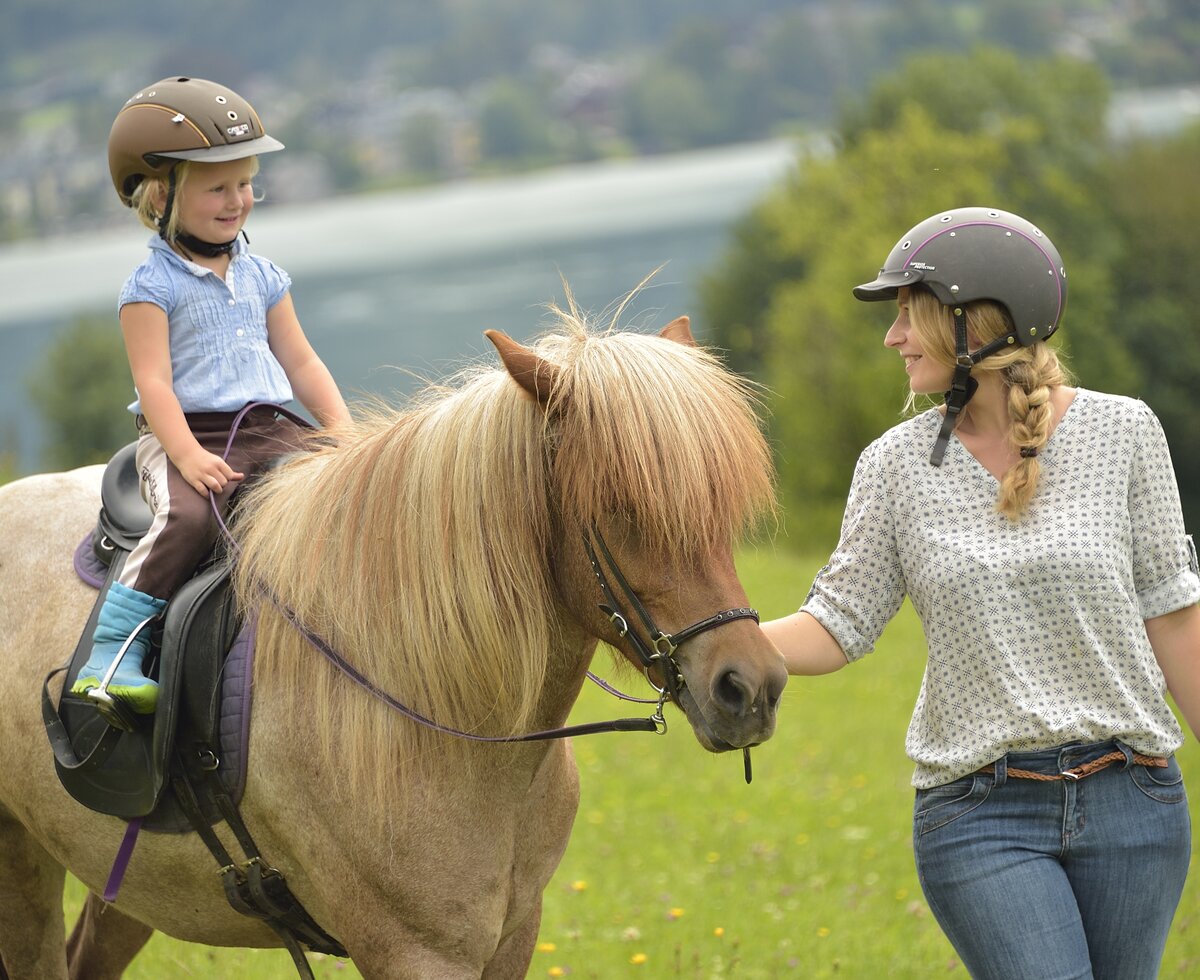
[{"xmin": 70, "ymin": 676, "xmax": 160, "ymax": 715}]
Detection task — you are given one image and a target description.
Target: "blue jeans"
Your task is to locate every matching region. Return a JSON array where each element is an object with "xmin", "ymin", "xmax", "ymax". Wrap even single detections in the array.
[{"xmin": 913, "ymin": 741, "xmax": 1190, "ymax": 979}]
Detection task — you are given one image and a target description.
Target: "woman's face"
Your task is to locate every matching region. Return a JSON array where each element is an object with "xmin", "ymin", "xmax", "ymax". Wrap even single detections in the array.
[
  {"xmin": 884, "ymin": 287, "xmax": 953, "ymax": 395},
  {"xmin": 172, "ymin": 158, "xmax": 256, "ymax": 243}
]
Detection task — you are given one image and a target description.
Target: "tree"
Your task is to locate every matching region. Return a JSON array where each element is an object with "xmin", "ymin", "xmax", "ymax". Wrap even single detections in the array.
[
  {"xmin": 1104, "ymin": 124, "xmax": 1200, "ymax": 528},
  {"xmin": 29, "ymin": 315, "xmax": 132, "ymax": 469},
  {"xmin": 701, "ymin": 50, "xmax": 1129, "ymax": 548},
  {"xmin": 477, "ymin": 78, "xmax": 556, "ymax": 164},
  {"xmin": 620, "ymin": 62, "xmax": 719, "ymax": 153}
]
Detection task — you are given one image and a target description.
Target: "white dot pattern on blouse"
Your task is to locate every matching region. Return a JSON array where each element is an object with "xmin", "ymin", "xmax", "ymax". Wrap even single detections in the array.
[{"xmin": 802, "ymin": 389, "xmax": 1200, "ymax": 788}]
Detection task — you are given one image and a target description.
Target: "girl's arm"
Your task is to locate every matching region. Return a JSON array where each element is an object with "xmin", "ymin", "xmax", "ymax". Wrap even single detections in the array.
[
  {"xmin": 761, "ymin": 610, "xmax": 849, "ymax": 676},
  {"xmin": 266, "ymin": 294, "xmax": 351, "ymax": 427},
  {"xmin": 1145, "ymin": 602, "xmax": 1200, "ymax": 741},
  {"xmin": 120, "ymin": 302, "xmax": 243, "ymax": 495}
]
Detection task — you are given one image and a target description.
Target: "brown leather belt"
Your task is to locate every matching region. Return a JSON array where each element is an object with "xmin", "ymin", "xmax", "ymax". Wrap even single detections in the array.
[{"xmin": 978, "ymin": 749, "xmax": 1168, "ymax": 782}]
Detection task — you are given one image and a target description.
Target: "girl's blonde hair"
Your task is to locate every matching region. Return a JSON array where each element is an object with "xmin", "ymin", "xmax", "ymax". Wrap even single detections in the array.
[
  {"xmin": 127, "ymin": 157, "xmax": 260, "ymax": 241},
  {"xmin": 908, "ymin": 286, "xmax": 1072, "ymax": 520}
]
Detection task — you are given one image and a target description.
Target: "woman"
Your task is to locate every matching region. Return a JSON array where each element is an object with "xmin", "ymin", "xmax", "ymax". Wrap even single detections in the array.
[{"xmin": 765, "ymin": 207, "xmax": 1200, "ymax": 978}]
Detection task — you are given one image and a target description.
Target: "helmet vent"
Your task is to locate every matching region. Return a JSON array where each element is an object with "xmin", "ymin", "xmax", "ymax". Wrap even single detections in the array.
[
  {"xmin": 900, "ymin": 240, "xmax": 912, "ymax": 250},
  {"xmin": 939, "ymin": 214, "xmax": 953, "ymax": 222},
  {"xmin": 215, "ymin": 95, "xmax": 228, "ymax": 105}
]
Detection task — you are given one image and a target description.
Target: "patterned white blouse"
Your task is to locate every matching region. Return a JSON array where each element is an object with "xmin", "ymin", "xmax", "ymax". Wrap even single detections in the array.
[{"xmin": 802, "ymin": 389, "xmax": 1200, "ymax": 788}]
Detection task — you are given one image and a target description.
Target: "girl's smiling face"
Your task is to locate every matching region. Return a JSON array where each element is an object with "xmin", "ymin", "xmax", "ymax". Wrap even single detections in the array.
[
  {"xmin": 884, "ymin": 286, "xmax": 954, "ymax": 395},
  {"xmin": 173, "ymin": 158, "xmax": 257, "ymax": 243}
]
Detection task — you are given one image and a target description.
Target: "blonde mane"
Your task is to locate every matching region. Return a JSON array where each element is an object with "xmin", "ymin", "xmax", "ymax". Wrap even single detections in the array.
[{"xmin": 230, "ymin": 305, "xmax": 775, "ymax": 806}]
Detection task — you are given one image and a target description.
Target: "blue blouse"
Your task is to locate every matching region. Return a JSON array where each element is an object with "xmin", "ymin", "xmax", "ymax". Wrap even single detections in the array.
[{"xmin": 118, "ymin": 236, "xmax": 294, "ymax": 414}]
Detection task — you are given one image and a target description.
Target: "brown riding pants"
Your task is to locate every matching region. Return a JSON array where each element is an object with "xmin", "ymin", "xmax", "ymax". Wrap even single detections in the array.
[{"xmin": 119, "ymin": 406, "xmax": 309, "ymax": 601}]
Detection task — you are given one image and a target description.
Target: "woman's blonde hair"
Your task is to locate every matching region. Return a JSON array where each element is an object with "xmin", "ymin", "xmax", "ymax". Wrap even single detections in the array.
[
  {"xmin": 127, "ymin": 157, "xmax": 260, "ymax": 241},
  {"xmin": 908, "ymin": 286, "xmax": 1072, "ymax": 520}
]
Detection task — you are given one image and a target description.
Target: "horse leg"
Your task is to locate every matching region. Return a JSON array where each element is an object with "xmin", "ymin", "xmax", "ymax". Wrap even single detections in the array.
[
  {"xmin": 481, "ymin": 898, "xmax": 541, "ymax": 980},
  {"xmin": 66, "ymin": 892, "xmax": 153, "ymax": 980},
  {"xmin": 0, "ymin": 810, "xmax": 69, "ymax": 979}
]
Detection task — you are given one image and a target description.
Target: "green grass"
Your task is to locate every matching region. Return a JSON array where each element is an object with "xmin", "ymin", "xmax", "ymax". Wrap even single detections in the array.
[{"xmin": 66, "ymin": 546, "xmax": 1200, "ymax": 977}]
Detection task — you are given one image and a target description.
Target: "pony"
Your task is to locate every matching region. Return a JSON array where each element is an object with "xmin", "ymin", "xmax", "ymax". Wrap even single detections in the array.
[{"xmin": 0, "ymin": 306, "xmax": 787, "ymax": 978}]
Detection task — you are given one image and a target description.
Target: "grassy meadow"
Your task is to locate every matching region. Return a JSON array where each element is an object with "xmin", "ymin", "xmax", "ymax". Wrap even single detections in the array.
[{"xmin": 65, "ymin": 546, "xmax": 1200, "ymax": 977}]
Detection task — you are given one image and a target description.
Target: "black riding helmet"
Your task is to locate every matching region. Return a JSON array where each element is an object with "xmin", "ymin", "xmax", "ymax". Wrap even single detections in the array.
[{"xmin": 854, "ymin": 207, "xmax": 1068, "ymax": 465}]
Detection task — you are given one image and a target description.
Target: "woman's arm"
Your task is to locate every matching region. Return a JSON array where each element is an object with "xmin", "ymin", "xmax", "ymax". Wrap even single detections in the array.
[
  {"xmin": 761, "ymin": 610, "xmax": 849, "ymax": 676},
  {"xmin": 1146, "ymin": 602, "xmax": 1200, "ymax": 741},
  {"xmin": 266, "ymin": 293, "xmax": 351, "ymax": 427},
  {"xmin": 121, "ymin": 301, "xmax": 243, "ymax": 495}
]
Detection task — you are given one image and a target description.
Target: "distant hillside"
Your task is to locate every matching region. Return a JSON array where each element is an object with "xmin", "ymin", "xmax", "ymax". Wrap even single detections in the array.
[
  {"xmin": 2, "ymin": 0, "xmax": 797, "ymax": 93},
  {"xmin": 5, "ymin": 0, "xmax": 1198, "ymax": 98},
  {"xmin": 2, "ymin": 0, "xmax": 1197, "ymax": 241}
]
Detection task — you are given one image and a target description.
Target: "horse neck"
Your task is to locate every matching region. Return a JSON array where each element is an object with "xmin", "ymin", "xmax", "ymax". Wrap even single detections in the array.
[{"xmin": 532, "ymin": 614, "xmax": 597, "ymax": 730}]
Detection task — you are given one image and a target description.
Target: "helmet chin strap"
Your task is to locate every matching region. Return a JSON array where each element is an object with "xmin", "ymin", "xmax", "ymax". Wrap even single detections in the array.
[
  {"xmin": 157, "ymin": 168, "xmax": 178, "ymax": 245},
  {"xmin": 173, "ymin": 230, "xmax": 242, "ymax": 258},
  {"xmin": 929, "ymin": 306, "xmax": 1016, "ymax": 466}
]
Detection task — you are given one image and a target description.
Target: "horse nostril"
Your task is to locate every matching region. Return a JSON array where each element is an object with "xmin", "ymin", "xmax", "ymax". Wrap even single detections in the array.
[{"xmin": 714, "ymin": 668, "xmax": 752, "ymax": 716}]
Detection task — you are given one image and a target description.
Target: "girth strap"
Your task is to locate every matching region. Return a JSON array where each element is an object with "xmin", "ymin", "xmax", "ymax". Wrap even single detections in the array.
[{"xmin": 171, "ymin": 757, "xmax": 347, "ymax": 976}]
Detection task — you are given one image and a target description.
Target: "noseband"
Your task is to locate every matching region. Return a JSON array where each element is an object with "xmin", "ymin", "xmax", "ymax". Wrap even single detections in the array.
[{"xmin": 582, "ymin": 527, "xmax": 760, "ymax": 708}]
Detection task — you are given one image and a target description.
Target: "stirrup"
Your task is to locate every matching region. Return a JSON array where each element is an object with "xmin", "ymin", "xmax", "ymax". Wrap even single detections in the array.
[
  {"xmin": 82, "ymin": 685, "xmax": 140, "ymax": 732},
  {"xmin": 75, "ymin": 614, "xmax": 159, "ymax": 730}
]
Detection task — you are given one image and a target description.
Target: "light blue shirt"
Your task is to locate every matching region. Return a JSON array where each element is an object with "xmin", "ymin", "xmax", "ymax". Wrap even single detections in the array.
[{"xmin": 118, "ymin": 236, "xmax": 295, "ymax": 414}]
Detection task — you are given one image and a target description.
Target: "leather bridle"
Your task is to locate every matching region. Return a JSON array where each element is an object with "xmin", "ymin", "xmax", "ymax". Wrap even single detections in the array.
[
  {"xmin": 582, "ymin": 526, "xmax": 762, "ymax": 783},
  {"xmin": 582, "ymin": 527, "xmax": 760, "ymax": 710}
]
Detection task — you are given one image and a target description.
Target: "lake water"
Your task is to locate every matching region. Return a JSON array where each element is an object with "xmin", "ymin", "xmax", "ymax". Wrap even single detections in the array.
[{"xmin": 0, "ymin": 138, "xmax": 803, "ymax": 471}]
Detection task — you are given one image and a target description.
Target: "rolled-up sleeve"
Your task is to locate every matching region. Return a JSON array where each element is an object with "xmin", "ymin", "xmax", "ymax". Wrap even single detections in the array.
[{"xmin": 1129, "ymin": 402, "xmax": 1200, "ymax": 619}]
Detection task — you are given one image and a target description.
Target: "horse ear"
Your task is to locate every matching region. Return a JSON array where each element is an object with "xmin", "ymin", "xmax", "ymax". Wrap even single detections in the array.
[
  {"xmin": 485, "ymin": 329, "xmax": 558, "ymax": 404},
  {"xmin": 660, "ymin": 315, "xmax": 696, "ymax": 347}
]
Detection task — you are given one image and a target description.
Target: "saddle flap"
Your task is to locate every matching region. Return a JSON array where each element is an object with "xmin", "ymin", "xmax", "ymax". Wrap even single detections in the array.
[{"xmin": 51, "ymin": 559, "xmax": 244, "ymax": 827}]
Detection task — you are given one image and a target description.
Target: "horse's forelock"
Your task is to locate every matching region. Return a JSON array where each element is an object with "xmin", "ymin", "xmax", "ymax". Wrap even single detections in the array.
[{"xmin": 544, "ymin": 326, "xmax": 776, "ymax": 558}]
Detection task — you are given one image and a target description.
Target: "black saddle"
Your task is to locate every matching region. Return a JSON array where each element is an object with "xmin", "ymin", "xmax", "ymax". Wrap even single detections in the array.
[{"xmin": 44, "ymin": 441, "xmax": 248, "ymax": 830}]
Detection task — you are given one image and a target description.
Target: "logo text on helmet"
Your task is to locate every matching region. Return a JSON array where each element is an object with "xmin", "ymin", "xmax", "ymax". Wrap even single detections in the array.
[
  {"xmin": 226, "ymin": 123, "xmax": 252, "ymax": 138},
  {"xmin": 910, "ymin": 262, "xmax": 936, "ymax": 271}
]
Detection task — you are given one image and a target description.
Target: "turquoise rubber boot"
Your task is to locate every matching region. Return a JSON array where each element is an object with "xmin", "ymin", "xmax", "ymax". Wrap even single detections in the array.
[{"xmin": 71, "ymin": 582, "xmax": 168, "ymax": 714}]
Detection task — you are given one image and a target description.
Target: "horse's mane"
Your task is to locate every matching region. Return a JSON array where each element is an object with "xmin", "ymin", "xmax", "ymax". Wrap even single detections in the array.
[{"xmin": 231, "ymin": 301, "xmax": 775, "ymax": 805}]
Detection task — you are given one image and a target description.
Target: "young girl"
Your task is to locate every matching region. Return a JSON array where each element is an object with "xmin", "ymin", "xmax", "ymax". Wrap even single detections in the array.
[
  {"xmin": 72, "ymin": 76, "xmax": 351, "ymax": 714},
  {"xmin": 765, "ymin": 207, "xmax": 1200, "ymax": 978}
]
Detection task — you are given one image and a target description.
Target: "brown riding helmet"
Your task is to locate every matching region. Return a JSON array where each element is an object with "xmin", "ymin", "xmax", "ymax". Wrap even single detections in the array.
[{"xmin": 108, "ymin": 76, "xmax": 284, "ymax": 206}]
